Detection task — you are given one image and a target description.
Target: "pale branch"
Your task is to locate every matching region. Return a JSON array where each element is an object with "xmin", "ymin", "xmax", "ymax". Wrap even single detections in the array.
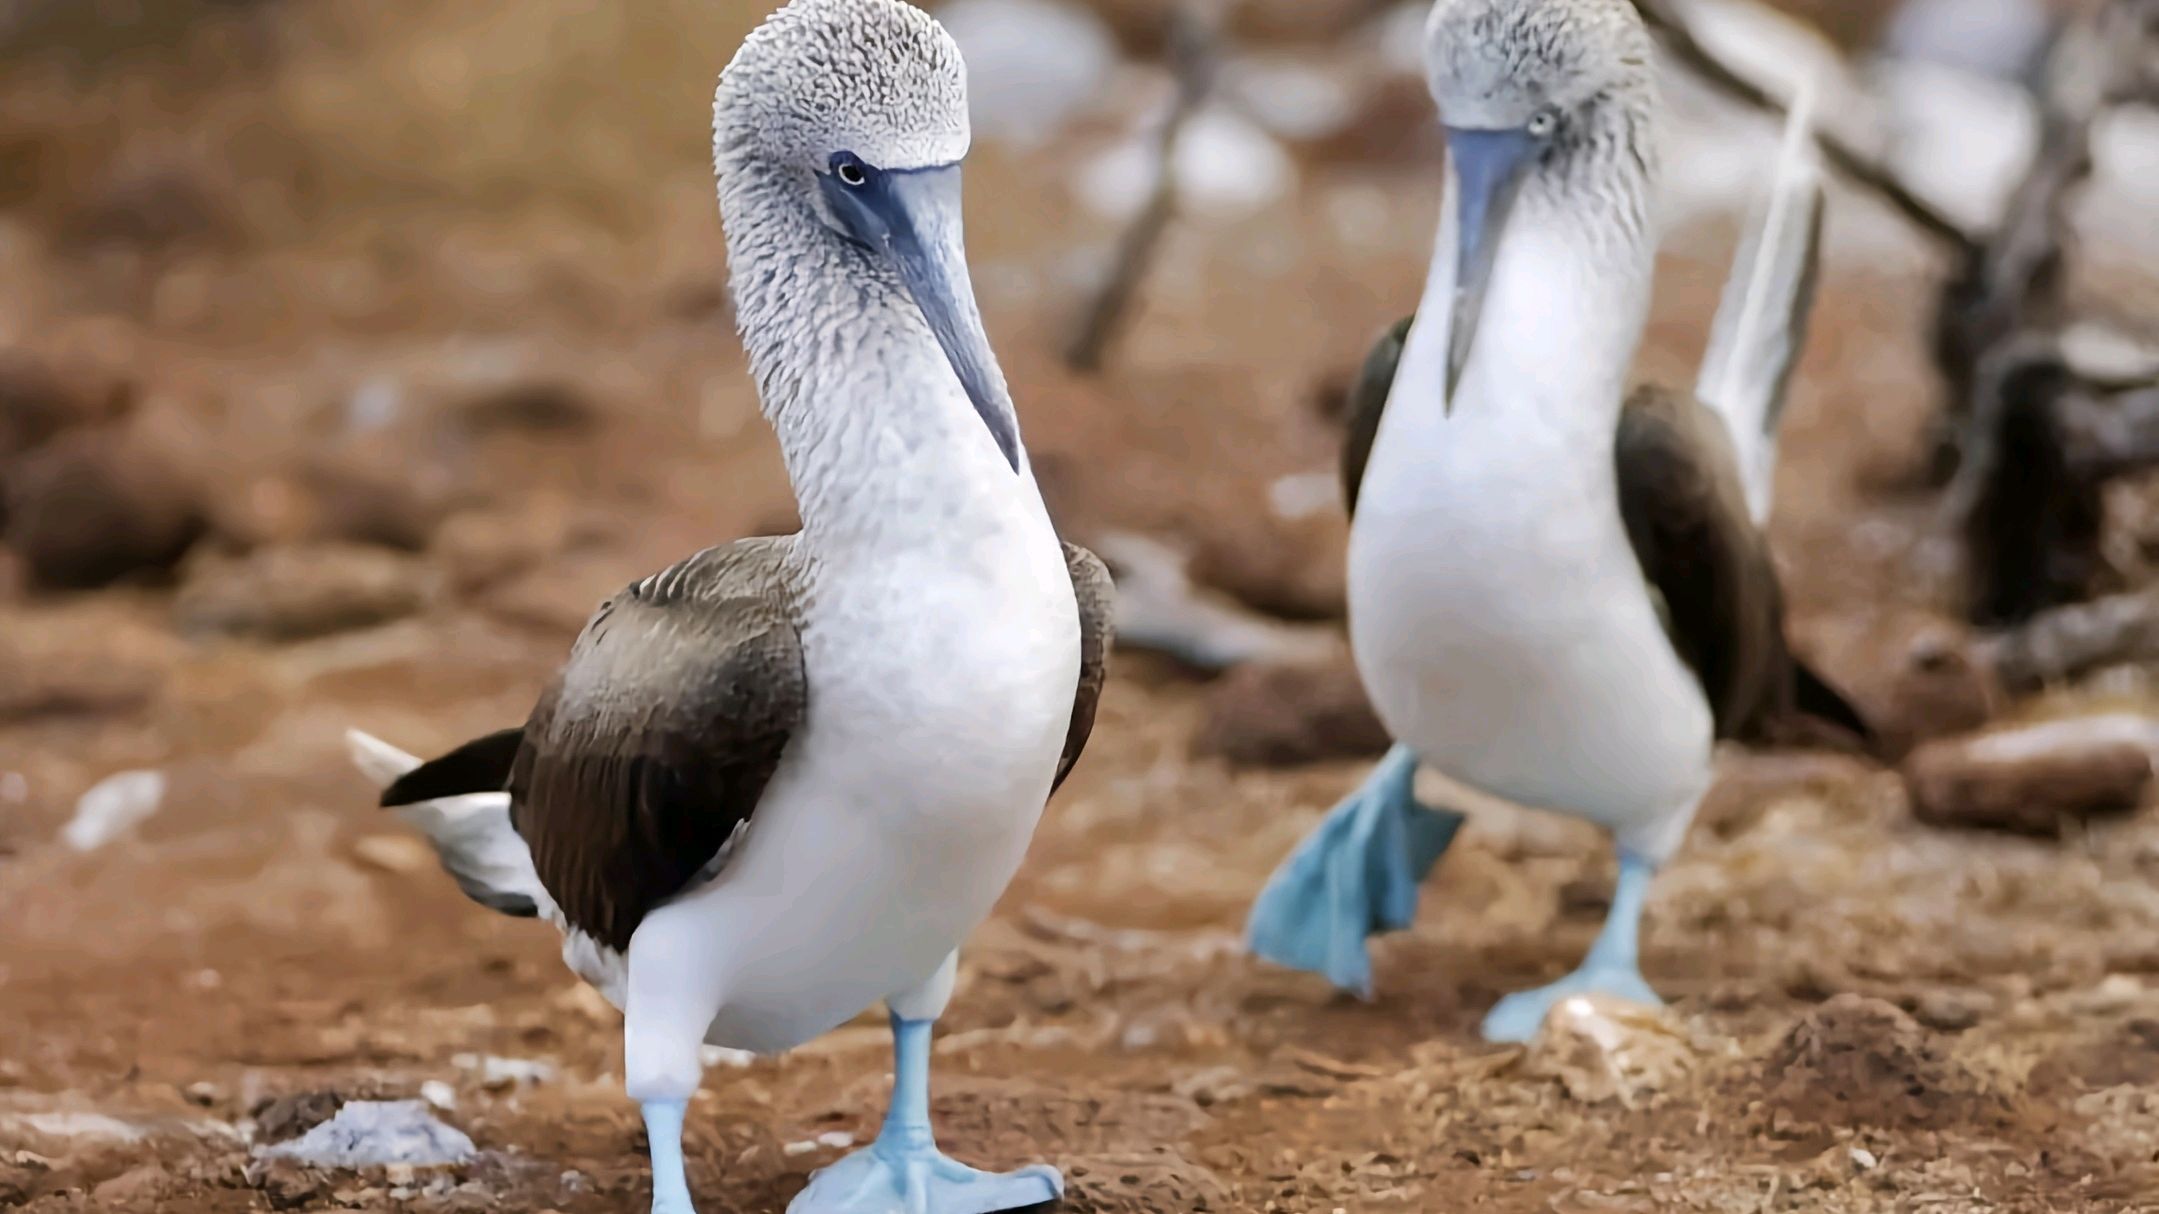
[
  {"xmin": 1063, "ymin": 3, "xmax": 1220, "ymax": 374},
  {"xmin": 1943, "ymin": 0, "xmax": 2159, "ymax": 623},
  {"xmin": 1982, "ymin": 588, "xmax": 2159, "ymax": 692},
  {"xmin": 1627, "ymin": 0, "xmax": 1980, "ymax": 258}
]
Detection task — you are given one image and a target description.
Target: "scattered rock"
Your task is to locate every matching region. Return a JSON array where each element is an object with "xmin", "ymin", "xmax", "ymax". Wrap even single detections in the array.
[
  {"xmin": 58, "ymin": 161, "xmax": 237, "ymax": 252},
  {"xmin": 699, "ymin": 1045, "xmax": 757, "ymax": 1069},
  {"xmin": 212, "ymin": 443, "xmax": 452, "ymax": 554},
  {"xmin": 431, "ymin": 509, "xmax": 561, "ymax": 596},
  {"xmin": 175, "ymin": 543, "xmax": 433, "ymax": 641},
  {"xmin": 247, "ymin": 1157, "xmax": 333, "ymax": 1210},
  {"xmin": 60, "ymin": 768, "xmax": 166, "ymax": 852},
  {"xmin": 1869, "ymin": 619, "xmax": 2005, "ymax": 758},
  {"xmin": 4, "ymin": 431, "xmax": 207, "ymax": 590},
  {"xmin": 1187, "ymin": 515, "xmax": 1345, "ymax": 622},
  {"xmin": 1193, "ymin": 655, "xmax": 1387, "ymax": 767},
  {"xmin": 0, "ymin": 351, "xmax": 95, "ymax": 464},
  {"xmin": 90, "ymin": 1164, "xmax": 165, "ymax": 1205},
  {"xmin": 0, "ymin": 639, "xmax": 159, "ymax": 723},
  {"xmin": 1524, "ymin": 995, "xmax": 1698, "ymax": 1108},
  {"xmin": 257, "ymin": 1100, "xmax": 475, "ymax": 1169},
  {"xmin": 297, "ymin": 447, "xmax": 453, "ymax": 552},
  {"xmin": 254, "ymin": 1091, "xmax": 349, "ymax": 1146},
  {"xmin": 451, "ymin": 1053, "xmax": 555, "ymax": 1091},
  {"xmin": 782, "ymin": 1130, "xmax": 856, "ymax": 1157},
  {"xmin": 1760, "ymin": 995, "xmax": 2034, "ymax": 1132},
  {"xmin": 452, "ymin": 378, "xmax": 598, "ymax": 436},
  {"xmin": 419, "ymin": 1081, "xmax": 457, "ymax": 1111},
  {"xmin": 0, "ymin": 1150, "xmax": 51, "ymax": 1205},
  {"xmin": 1908, "ymin": 988, "xmax": 1993, "ymax": 1033},
  {"xmin": 1903, "ymin": 714, "xmax": 2156, "ymax": 836}
]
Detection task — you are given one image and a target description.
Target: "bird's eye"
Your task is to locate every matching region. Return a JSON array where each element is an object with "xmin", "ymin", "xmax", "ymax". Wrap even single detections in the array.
[
  {"xmin": 831, "ymin": 153, "xmax": 870, "ymax": 188},
  {"xmin": 1527, "ymin": 110, "xmax": 1558, "ymax": 138}
]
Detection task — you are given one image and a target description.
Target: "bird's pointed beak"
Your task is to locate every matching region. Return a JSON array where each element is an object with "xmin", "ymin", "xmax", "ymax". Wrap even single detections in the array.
[
  {"xmin": 1442, "ymin": 125, "xmax": 1540, "ymax": 412},
  {"xmin": 820, "ymin": 162, "xmax": 1021, "ymax": 472}
]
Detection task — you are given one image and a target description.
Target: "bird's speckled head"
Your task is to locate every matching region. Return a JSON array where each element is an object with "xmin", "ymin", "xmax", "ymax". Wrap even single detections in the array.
[
  {"xmin": 715, "ymin": 0, "xmax": 969, "ymax": 175},
  {"xmin": 1422, "ymin": 0, "xmax": 1654, "ymax": 132},
  {"xmin": 1418, "ymin": 0, "xmax": 1660, "ymax": 405}
]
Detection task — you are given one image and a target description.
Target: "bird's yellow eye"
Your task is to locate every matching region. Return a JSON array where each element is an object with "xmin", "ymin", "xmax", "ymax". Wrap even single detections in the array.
[{"xmin": 1527, "ymin": 110, "xmax": 1558, "ymax": 138}]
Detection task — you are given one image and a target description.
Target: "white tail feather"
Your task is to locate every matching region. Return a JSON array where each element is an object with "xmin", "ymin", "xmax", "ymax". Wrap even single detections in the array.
[
  {"xmin": 1696, "ymin": 79, "xmax": 1826, "ymax": 525},
  {"xmin": 344, "ymin": 728, "xmax": 552, "ymax": 919},
  {"xmin": 346, "ymin": 728, "xmax": 422, "ymax": 789}
]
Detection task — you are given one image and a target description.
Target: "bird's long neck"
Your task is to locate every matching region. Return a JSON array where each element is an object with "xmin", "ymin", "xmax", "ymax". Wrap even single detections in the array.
[
  {"xmin": 1410, "ymin": 162, "xmax": 1658, "ymax": 446},
  {"xmin": 717, "ymin": 158, "xmax": 1033, "ymax": 551}
]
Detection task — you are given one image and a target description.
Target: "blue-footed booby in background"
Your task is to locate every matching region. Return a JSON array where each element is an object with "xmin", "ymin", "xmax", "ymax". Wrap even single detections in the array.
[
  {"xmin": 348, "ymin": 1, "xmax": 1113, "ymax": 1210},
  {"xmin": 1246, "ymin": 0, "xmax": 1869, "ymax": 1043}
]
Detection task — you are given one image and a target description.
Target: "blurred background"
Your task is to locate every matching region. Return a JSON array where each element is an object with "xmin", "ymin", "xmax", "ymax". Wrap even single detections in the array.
[{"xmin": 2, "ymin": 0, "xmax": 2157, "ymax": 1210}]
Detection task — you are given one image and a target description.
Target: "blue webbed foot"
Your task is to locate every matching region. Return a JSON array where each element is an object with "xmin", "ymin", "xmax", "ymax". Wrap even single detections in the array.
[
  {"xmin": 1246, "ymin": 744, "xmax": 1464, "ymax": 997},
  {"xmin": 1480, "ymin": 848, "xmax": 1665, "ymax": 1043},
  {"xmin": 791, "ymin": 1013, "xmax": 1061, "ymax": 1214},
  {"xmin": 1478, "ymin": 960, "xmax": 1663, "ymax": 1043},
  {"xmin": 788, "ymin": 1139, "xmax": 1062, "ymax": 1214}
]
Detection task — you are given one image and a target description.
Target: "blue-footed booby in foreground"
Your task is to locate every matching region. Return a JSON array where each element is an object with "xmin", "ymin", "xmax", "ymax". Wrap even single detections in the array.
[
  {"xmin": 348, "ymin": 1, "xmax": 1113, "ymax": 1210},
  {"xmin": 1246, "ymin": 0, "xmax": 1869, "ymax": 1043}
]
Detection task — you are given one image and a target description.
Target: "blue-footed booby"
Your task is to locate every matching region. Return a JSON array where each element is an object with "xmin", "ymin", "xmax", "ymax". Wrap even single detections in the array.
[
  {"xmin": 1246, "ymin": 0, "xmax": 1868, "ymax": 1043},
  {"xmin": 348, "ymin": 1, "xmax": 1113, "ymax": 1210}
]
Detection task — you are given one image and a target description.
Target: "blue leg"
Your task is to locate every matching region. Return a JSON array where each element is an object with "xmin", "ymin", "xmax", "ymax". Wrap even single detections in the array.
[
  {"xmin": 1246, "ymin": 744, "xmax": 1466, "ymax": 998},
  {"xmin": 1480, "ymin": 848, "xmax": 1664, "ymax": 1043},
  {"xmin": 788, "ymin": 1013, "xmax": 1062, "ymax": 1214},
  {"xmin": 642, "ymin": 1099, "xmax": 699, "ymax": 1214}
]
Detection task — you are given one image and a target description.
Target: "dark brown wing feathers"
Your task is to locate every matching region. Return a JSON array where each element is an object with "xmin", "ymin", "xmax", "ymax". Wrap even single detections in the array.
[
  {"xmin": 380, "ymin": 727, "xmax": 524, "ymax": 807},
  {"xmin": 1055, "ymin": 542, "xmax": 1114, "ymax": 793},
  {"xmin": 1341, "ymin": 316, "xmax": 1415, "ymax": 518},
  {"xmin": 1615, "ymin": 385, "xmax": 1866, "ymax": 744},
  {"xmin": 510, "ymin": 539, "xmax": 807, "ymax": 953}
]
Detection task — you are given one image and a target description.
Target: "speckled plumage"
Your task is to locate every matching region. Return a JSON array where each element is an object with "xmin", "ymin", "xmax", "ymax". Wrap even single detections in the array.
[
  {"xmin": 1426, "ymin": 0, "xmax": 1658, "ymax": 249},
  {"xmin": 356, "ymin": 3, "xmax": 1109, "ymax": 1208},
  {"xmin": 1253, "ymin": 0, "xmax": 1858, "ymax": 1034}
]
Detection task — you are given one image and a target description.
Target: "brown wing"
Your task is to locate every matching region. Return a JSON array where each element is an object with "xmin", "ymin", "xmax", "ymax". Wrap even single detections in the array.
[
  {"xmin": 508, "ymin": 538, "xmax": 807, "ymax": 952},
  {"xmin": 1341, "ymin": 316, "xmax": 1415, "ymax": 518},
  {"xmin": 1054, "ymin": 541, "xmax": 1114, "ymax": 793},
  {"xmin": 1614, "ymin": 386, "xmax": 1796, "ymax": 742}
]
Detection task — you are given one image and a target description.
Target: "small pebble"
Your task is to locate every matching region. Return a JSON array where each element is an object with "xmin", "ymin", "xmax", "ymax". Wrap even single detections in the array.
[
  {"xmin": 60, "ymin": 768, "xmax": 166, "ymax": 852},
  {"xmin": 1850, "ymin": 1147, "xmax": 1878, "ymax": 1170},
  {"xmin": 699, "ymin": 1045, "xmax": 757, "ymax": 1069},
  {"xmin": 420, "ymin": 1081, "xmax": 457, "ymax": 1111}
]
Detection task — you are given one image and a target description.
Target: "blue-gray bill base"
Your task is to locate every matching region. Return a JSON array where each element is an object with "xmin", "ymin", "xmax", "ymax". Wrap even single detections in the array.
[
  {"xmin": 348, "ymin": 0, "xmax": 1115, "ymax": 1210},
  {"xmin": 1247, "ymin": 0, "xmax": 1869, "ymax": 1043}
]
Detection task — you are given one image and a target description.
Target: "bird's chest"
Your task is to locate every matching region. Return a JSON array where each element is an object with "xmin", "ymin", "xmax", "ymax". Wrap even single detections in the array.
[
  {"xmin": 1347, "ymin": 378, "xmax": 1711, "ymax": 819},
  {"xmin": 803, "ymin": 523, "xmax": 1078, "ymax": 826},
  {"xmin": 1352, "ymin": 397, "xmax": 1640, "ymax": 649}
]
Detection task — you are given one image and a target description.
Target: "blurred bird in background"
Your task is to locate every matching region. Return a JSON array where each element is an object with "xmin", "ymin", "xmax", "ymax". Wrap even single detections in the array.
[{"xmin": 1247, "ymin": 0, "xmax": 1870, "ymax": 1043}]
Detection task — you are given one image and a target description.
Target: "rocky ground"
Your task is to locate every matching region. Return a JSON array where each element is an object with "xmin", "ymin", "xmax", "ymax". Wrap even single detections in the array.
[{"xmin": 5, "ymin": 1, "xmax": 2159, "ymax": 1211}]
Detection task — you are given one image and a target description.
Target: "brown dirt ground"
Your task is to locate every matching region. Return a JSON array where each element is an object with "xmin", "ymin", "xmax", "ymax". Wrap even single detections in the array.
[{"xmin": 5, "ymin": 3, "xmax": 2159, "ymax": 1212}]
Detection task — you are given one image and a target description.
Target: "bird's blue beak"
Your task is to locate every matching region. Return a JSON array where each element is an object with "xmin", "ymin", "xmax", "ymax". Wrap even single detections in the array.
[
  {"xmin": 820, "ymin": 162, "xmax": 1021, "ymax": 472},
  {"xmin": 1442, "ymin": 125, "xmax": 1540, "ymax": 411}
]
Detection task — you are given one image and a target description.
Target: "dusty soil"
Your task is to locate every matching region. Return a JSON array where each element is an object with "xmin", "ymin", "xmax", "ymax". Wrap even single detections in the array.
[{"xmin": 5, "ymin": 2, "xmax": 2159, "ymax": 1212}]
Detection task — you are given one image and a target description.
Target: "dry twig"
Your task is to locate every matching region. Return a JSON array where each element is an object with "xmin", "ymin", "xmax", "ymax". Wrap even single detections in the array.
[
  {"xmin": 1945, "ymin": 0, "xmax": 2159, "ymax": 621},
  {"xmin": 1063, "ymin": 3, "xmax": 1220, "ymax": 373},
  {"xmin": 1627, "ymin": 0, "xmax": 1979, "ymax": 257}
]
